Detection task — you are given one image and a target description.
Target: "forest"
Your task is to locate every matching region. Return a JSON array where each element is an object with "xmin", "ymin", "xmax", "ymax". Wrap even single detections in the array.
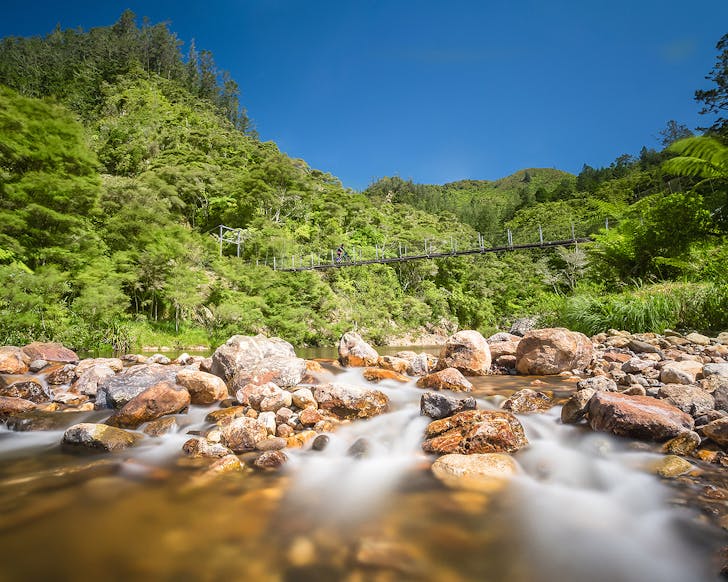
[{"xmin": 1, "ymin": 11, "xmax": 727, "ymax": 351}]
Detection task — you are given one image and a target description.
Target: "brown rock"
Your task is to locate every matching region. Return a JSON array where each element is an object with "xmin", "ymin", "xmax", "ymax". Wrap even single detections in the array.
[
  {"xmin": 220, "ymin": 416, "xmax": 268, "ymax": 452},
  {"xmin": 299, "ymin": 407, "xmax": 324, "ymax": 426},
  {"xmin": 561, "ymin": 388, "xmax": 596, "ymax": 424},
  {"xmin": 702, "ymin": 418, "xmax": 728, "ymax": 448},
  {"xmin": 313, "ymin": 383, "xmax": 389, "ymax": 419},
  {"xmin": 416, "ymin": 368, "xmax": 473, "ymax": 392},
  {"xmin": 0, "ymin": 346, "xmax": 30, "ymax": 374},
  {"xmin": 431, "ymin": 452, "xmax": 519, "ymax": 492},
  {"xmin": 71, "ymin": 364, "xmax": 116, "ymax": 397},
  {"xmin": 337, "ymin": 331, "xmax": 379, "ymax": 367},
  {"xmin": 588, "ymin": 391, "xmax": 694, "ymax": 441},
  {"xmin": 236, "ymin": 382, "xmax": 292, "ymax": 412},
  {"xmin": 45, "ymin": 364, "xmax": 78, "ymax": 386},
  {"xmin": 362, "ymin": 367, "xmax": 409, "ymax": 383},
  {"xmin": 377, "ymin": 356, "xmax": 410, "ymax": 374},
  {"xmin": 253, "ymin": 450, "xmax": 288, "ymax": 470},
  {"xmin": 395, "ymin": 351, "xmax": 436, "ymax": 376},
  {"xmin": 488, "ymin": 340, "xmax": 520, "ymax": 361},
  {"xmin": 656, "ymin": 384, "xmax": 714, "ymax": 417},
  {"xmin": 0, "ymin": 378, "xmax": 52, "ymax": 403},
  {"xmin": 182, "ymin": 437, "xmax": 233, "ymax": 458},
  {"xmin": 95, "ymin": 364, "xmax": 183, "ymax": 409},
  {"xmin": 74, "ymin": 358, "xmax": 124, "ymax": 375},
  {"xmin": 176, "ymin": 369, "xmax": 228, "ymax": 404},
  {"xmin": 502, "ymin": 388, "xmax": 552, "ymax": 414},
  {"xmin": 516, "ymin": 328, "xmax": 593, "ymax": 375},
  {"xmin": 106, "ymin": 381, "xmax": 190, "ymax": 429},
  {"xmin": 660, "ymin": 360, "xmax": 703, "ymax": 385},
  {"xmin": 22, "ymin": 342, "xmax": 78, "ymax": 363},
  {"xmin": 205, "ymin": 406, "xmax": 247, "ymax": 425},
  {"xmin": 0, "ymin": 395, "xmax": 37, "ymax": 417},
  {"xmin": 142, "ymin": 416, "xmax": 178, "ymax": 437},
  {"xmin": 435, "ymin": 330, "xmax": 491, "ymax": 376},
  {"xmin": 62, "ymin": 423, "xmax": 141, "ymax": 452},
  {"xmin": 653, "ymin": 455, "xmax": 695, "ymax": 478},
  {"xmin": 661, "ymin": 431, "xmax": 701, "ymax": 455},
  {"xmin": 422, "ymin": 409, "xmax": 528, "ymax": 454}
]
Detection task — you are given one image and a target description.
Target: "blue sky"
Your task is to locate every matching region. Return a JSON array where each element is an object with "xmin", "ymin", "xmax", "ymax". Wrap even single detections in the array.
[{"xmin": 2, "ymin": 1, "xmax": 727, "ymax": 190}]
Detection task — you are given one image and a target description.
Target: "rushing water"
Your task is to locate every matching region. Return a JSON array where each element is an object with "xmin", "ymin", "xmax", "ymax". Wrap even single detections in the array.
[{"xmin": 0, "ymin": 357, "xmax": 722, "ymax": 581}]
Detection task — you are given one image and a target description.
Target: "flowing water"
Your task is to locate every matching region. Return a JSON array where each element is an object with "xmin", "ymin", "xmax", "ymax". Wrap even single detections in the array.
[{"xmin": 0, "ymin": 357, "xmax": 723, "ymax": 581}]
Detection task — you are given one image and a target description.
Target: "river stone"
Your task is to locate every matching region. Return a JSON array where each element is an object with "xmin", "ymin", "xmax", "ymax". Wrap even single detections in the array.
[
  {"xmin": 502, "ymin": 389, "xmax": 553, "ymax": 414},
  {"xmin": 622, "ymin": 357, "xmax": 654, "ymax": 374},
  {"xmin": 435, "ymin": 330, "xmax": 491, "ymax": 376},
  {"xmin": 395, "ymin": 351, "xmax": 435, "ymax": 377},
  {"xmin": 662, "ymin": 431, "xmax": 701, "ymax": 455},
  {"xmin": 653, "ymin": 455, "xmax": 695, "ymax": 478},
  {"xmin": 509, "ymin": 318, "xmax": 536, "ymax": 337},
  {"xmin": 220, "ymin": 416, "xmax": 268, "ymax": 452},
  {"xmin": 362, "ymin": 368, "xmax": 409, "ymax": 383},
  {"xmin": 142, "ymin": 416, "xmax": 178, "ymax": 437},
  {"xmin": 75, "ymin": 358, "xmax": 124, "ymax": 375},
  {"xmin": 576, "ymin": 376, "xmax": 618, "ymax": 392},
  {"xmin": 22, "ymin": 342, "xmax": 78, "ymax": 363},
  {"xmin": 627, "ymin": 339, "xmax": 662, "ymax": 355},
  {"xmin": 206, "ymin": 406, "xmax": 248, "ymax": 426},
  {"xmin": 417, "ymin": 368, "xmax": 473, "ymax": 392},
  {"xmin": 420, "ymin": 392, "xmax": 477, "ymax": 420},
  {"xmin": 704, "ymin": 363, "xmax": 728, "ymax": 379},
  {"xmin": 431, "ymin": 453, "xmax": 519, "ymax": 492},
  {"xmin": 0, "ymin": 395, "xmax": 37, "ymax": 418},
  {"xmin": 377, "ymin": 356, "xmax": 410, "ymax": 374},
  {"xmin": 702, "ymin": 418, "xmax": 728, "ymax": 448},
  {"xmin": 516, "ymin": 328, "xmax": 593, "ymax": 375},
  {"xmin": 46, "ymin": 364, "xmax": 78, "ymax": 386},
  {"xmin": 685, "ymin": 332, "xmax": 711, "ymax": 346},
  {"xmin": 337, "ymin": 331, "xmax": 379, "ymax": 367},
  {"xmin": 96, "ymin": 364, "xmax": 182, "ymax": 409},
  {"xmin": 292, "ymin": 388, "xmax": 317, "ymax": 409},
  {"xmin": 488, "ymin": 340, "xmax": 520, "ymax": 362},
  {"xmin": 588, "ymin": 391, "xmax": 694, "ymax": 441},
  {"xmin": 0, "ymin": 346, "xmax": 30, "ymax": 374},
  {"xmin": 52, "ymin": 391, "xmax": 89, "ymax": 407},
  {"xmin": 561, "ymin": 388, "xmax": 596, "ymax": 424},
  {"xmin": 422, "ymin": 409, "xmax": 528, "ymax": 454},
  {"xmin": 256, "ymin": 436, "xmax": 287, "ymax": 451},
  {"xmin": 313, "ymin": 383, "xmax": 389, "ymax": 419},
  {"xmin": 660, "ymin": 360, "xmax": 703, "ymax": 385},
  {"xmin": 28, "ymin": 360, "xmax": 48, "ymax": 373},
  {"xmin": 237, "ymin": 382, "xmax": 293, "ymax": 412},
  {"xmin": 254, "ymin": 450, "xmax": 288, "ymax": 470},
  {"xmin": 72, "ymin": 364, "xmax": 116, "ymax": 397},
  {"xmin": 105, "ymin": 381, "xmax": 190, "ymax": 429},
  {"xmin": 0, "ymin": 378, "xmax": 52, "ymax": 403},
  {"xmin": 176, "ymin": 369, "xmax": 228, "ymax": 404},
  {"xmin": 182, "ymin": 437, "xmax": 234, "ymax": 458},
  {"xmin": 6, "ymin": 410, "xmax": 88, "ymax": 432},
  {"xmin": 62, "ymin": 423, "xmax": 141, "ymax": 452},
  {"xmin": 257, "ymin": 411, "xmax": 277, "ymax": 434},
  {"xmin": 657, "ymin": 384, "xmax": 715, "ymax": 417}
]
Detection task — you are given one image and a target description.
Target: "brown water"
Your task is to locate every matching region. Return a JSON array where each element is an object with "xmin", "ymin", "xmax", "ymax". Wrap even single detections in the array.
[{"xmin": 0, "ymin": 361, "xmax": 723, "ymax": 581}]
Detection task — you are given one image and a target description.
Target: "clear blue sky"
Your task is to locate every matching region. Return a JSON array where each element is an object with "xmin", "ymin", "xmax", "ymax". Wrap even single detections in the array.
[{"xmin": 2, "ymin": 1, "xmax": 727, "ymax": 190}]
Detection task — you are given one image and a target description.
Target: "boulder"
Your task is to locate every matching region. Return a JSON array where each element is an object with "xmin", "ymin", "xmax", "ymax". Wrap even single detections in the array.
[
  {"xmin": 416, "ymin": 368, "xmax": 473, "ymax": 392},
  {"xmin": 74, "ymin": 358, "xmax": 124, "ymax": 375},
  {"xmin": 337, "ymin": 331, "xmax": 379, "ymax": 367},
  {"xmin": 106, "ymin": 381, "xmax": 190, "ymax": 429},
  {"xmin": 431, "ymin": 453, "xmax": 519, "ymax": 492},
  {"xmin": 702, "ymin": 418, "xmax": 728, "ymax": 448},
  {"xmin": 434, "ymin": 330, "xmax": 491, "ymax": 376},
  {"xmin": 660, "ymin": 360, "xmax": 703, "ymax": 385},
  {"xmin": 0, "ymin": 346, "xmax": 29, "ymax": 374},
  {"xmin": 236, "ymin": 382, "xmax": 292, "ymax": 412},
  {"xmin": 0, "ymin": 395, "xmax": 37, "ymax": 418},
  {"xmin": 422, "ymin": 409, "xmax": 528, "ymax": 455},
  {"xmin": 71, "ymin": 364, "xmax": 116, "ymax": 397},
  {"xmin": 488, "ymin": 340, "xmax": 520, "ymax": 361},
  {"xmin": 420, "ymin": 392, "xmax": 477, "ymax": 420},
  {"xmin": 561, "ymin": 388, "xmax": 596, "ymax": 424},
  {"xmin": 509, "ymin": 317, "xmax": 536, "ymax": 337},
  {"xmin": 96, "ymin": 364, "xmax": 182, "ymax": 409},
  {"xmin": 210, "ymin": 334, "xmax": 305, "ymax": 388},
  {"xmin": 656, "ymin": 384, "xmax": 715, "ymax": 417},
  {"xmin": 142, "ymin": 416, "xmax": 177, "ymax": 437},
  {"xmin": 62, "ymin": 423, "xmax": 141, "ymax": 452},
  {"xmin": 0, "ymin": 378, "xmax": 52, "ymax": 403},
  {"xmin": 394, "ymin": 351, "xmax": 435, "ymax": 376},
  {"xmin": 22, "ymin": 342, "xmax": 78, "ymax": 363},
  {"xmin": 377, "ymin": 356, "xmax": 410, "ymax": 374},
  {"xmin": 176, "ymin": 369, "xmax": 228, "ymax": 404},
  {"xmin": 501, "ymin": 389, "xmax": 552, "ymax": 414},
  {"xmin": 588, "ymin": 391, "xmax": 694, "ymax": 441},
  {"xmin": 220, "ymin": 416, "xmax": 268, "ymax": 452},
  {"xmin": 313, "ymin": 383, "xmax": 389, "ymax": 419},
  {"xmin": 515, "ymin": 328, "xmax": 593, "ymax": 375},
  {"xmin": 291, "ymin": 388, "xmax": 317, "ymax": 409},
  {"xmin": 45, "ymin": 364, "xmax": 77, "ymax": 386}
]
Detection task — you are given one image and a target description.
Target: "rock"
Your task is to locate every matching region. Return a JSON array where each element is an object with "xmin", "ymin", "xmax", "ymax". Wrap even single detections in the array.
[
  {"xmin": 347, "ymin": 437, "xmax": 370, "ymax": 458},
  {"xmin": 653, "ymin": 455, "xmax": 695, "ymax": 478},
  {"xmin": 602, "ymin": 351, "xmax": 632, "ymax": 364},
  {"xmin": 237, "ymin": 382, "xmax": 293, "ymax": 412},
  {"xmin": 6, "ymin": 409, "xmax": 83, "ymax": 431},
  {"xmin": 515, "ymin": 328, "xmax": 593, "ymax": 375},
  {"xmin": 105, "ymin": 381, "xmax": 191, "ymax": 429},
  {"xmin": 588, "ymin": 391, "xmax": 694, "ymax": 441},
  {"xmin": 711, "ymin": 379, "xmax": 728, "ymax": 412},
  {"xmin": 660, "ymin": 360, "xmax": 703, "ymax": 385},
  {"xmin": 502, "ymin": 389, "xmax": 552, "ymax": 414},
  {"xmin": 622, "ymin": 357, "xmax": 654, "ymax": 374},
  {"xmin": 431, "ymin": 453, "xmax": 519, "ymax": 492},
  {"xmin": 254, "ymin": 450, "xmax": 288, "ymax": 470},
  {"xmin": 256, "ymin": 437, "xmax": 287, "ymax": 451},
  {"xmin": 142, "ymin": 416, "xmax": 178, "ymax": 437},
  {"xmin": 257, "ymin": 411, "xmax": 277, "ymax": 434},
  {"xmin": 176, "ymin": 369, "xmax": 228, "ymax": 404},
  {"xmin": 656, "ymin": 384, "xmax": 715, "ymax": 417},
  {"xmin": 662, "ymin": 431, "xmax": 701, "ymax": 455},
  {"xmin": 0, "ymin": 395, "xmax": 37, "ymax": 418},
  {"xmin": 704, "ymin": 363, "xmax": 728, "ymax": 379},
  {"xmin": 0, "ymin": 346, "xmax": 30, "ymax": 374},
  {"xmin": 422, "ymin": 409, "xmax": 528, "ymax": 455},
  {"xmin": 75, "ymin": 358, "xmax": 124, "ymax": 375},
  {"xmin": 509, "ymin": 317, "xmax": 536, "ymax": 337},
  {"xmin": 22, "ymin": 342, "xmax": 78, "ymax": 363},
  {"xmin": 434, "ymin": 331, "xmax": 491, "ymax": 376},
  {"xmin": 52, "ymin": 391, "xmax": 88, "ymax": 407},
  {"xmin": 395, "ymin": 351, "xmax": 435, "ymax": 376},
  {"xmin": 276, "ymin": 424, "xmax": 294, "ymax": 438},
  {"xmin": 299, "ymin": 407, "xmax": 324, "ymax": 426},
  {"xmin": 702, "ymin": 418, "xmax": 728, "ymax": 447},
  {"xmin": 45, "ymin": 364, "xmax": 78, "ymax": 386},
  {"xmin": 62, "ymin": 423, "xmax": 141, "ymax": 452},
  {"xmin": 685, "ymin": 332, "xmax": 711, "ymax": 346},
  {"xmin": 28, "ymin": 359, "xmax": 48, "ymax": 372},
  {"xmin": 182, "ymin": 437, "xmax": 233, "ymax": 458},
  {"xmin": 206, "ymin": 406, "xmax": 247, "ymax": 426},
  {"xmin": 420, "ymin": 392, "xmax": 477, "ymax": 420},
  {"xmin": 354, "ymin": 538, "xmax": 423, "ymax": 575},
  {"xmin": 622, "ymin": 385, "xmax": 647, "ymax": 396},
  {"xmin": 291, "ymin": 388, "xmax": 317, "ymax": 409},
  {"xmin": 362, "ymin": 368, "xmax": 409, "ymax": 383},
  {"xmin": 377, "ymin": 356, "xmax": 410, "ymax": 374},
  {"xmin": 311, "ymin": 434, "xmax": 330, "ymax": 451},
  {"xmin": 71, "ymin": 364, "xmax": 116, "ymax": 397},
  {"xmin": 96, "ymin": 364, "xmax": 182, "ymax": 409},
  {"xmin": 210, "ymin": 334, "xmax": 306, "ymax": 388},
  {"xmin": 337, "ymin": 331, "xmax": 379, "ymax": 367},
  {"xmin": 220, "ymin": 416, "xmax": 268, "ymax": 452},
  {"xmin": 561, "ymin": 388, "xmax": 596, "ymax": 424},
  {"xmin": 0, "ymin": 378, "xmax": 52, "ymax": 403},
  {"xmin": 488, "ymin": 332, "xmax": 521, "ymax": 343},
  {"xmin": 416, "ymin": 368, "xmax": 473, "ymax": 392},
  {"xmin": 313, "ymin": 383, "xmax": 389, "ymax": 419},
  {"xmin": 488, "ymin": 340, "xmax": 520, "ymax": 362},
  {"xmin": 576, "ymin": 376, "xmax": 618, "ymax": 392},
  {"xmin": 627, "ymin": 339, "xmax": 662, "ymax": 355}
]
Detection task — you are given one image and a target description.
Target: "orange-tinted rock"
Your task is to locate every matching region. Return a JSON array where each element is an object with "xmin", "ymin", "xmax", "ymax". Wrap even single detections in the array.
[
  {"xmin": 416, "ymin": 368, "xmax": 473, "ymax": 392},
  {"xmin": 205, "ymin": 406, "xmax": 248, "ymax": 425},
  {"xmin": 377, "ymin": 356, "xmax": 410, "ymax": 374},
  {"xmin": 338, "ymin": 331, "xmax": 379, "ymax": 367},
  {"xmin": 435, "ymin": 331, "xmax": 491, "ymax": 376},
  {"xmin": 488, "ymin": 340, "xmax": 520, "ymax": 361},
  {"xmin": 106, "ymin": 381, "xmax": 190, "ymax": 429},
  {"xmin": 176, "ymin": 369, "xmax": 229, "ymax": 404},
  {"xmin": 0, "ymin": 346, "xmax": 30, "ymax": 374},
  {"xmin": 515, "ymin": 328, "xmax": 593, "ymax": 375},
  {"xmin": 62, "ymin": 423, "xmax": 141, "ymax": 452},
  {"xmin": 422, "ymin": 409, "xmax": 528, "ymax": 454},
  {"xmin": 501, "ymin": 388, "xmax": 552, "ymax": 414},
  {"xmin": 22, "ymin": 342, "xmax": 78, "ymax": 363},
  {"xmin": 220, "ymin": 416, "xmax": 268, "ymax": 452},
  {"xmin": 0, "ymin": 395, "xmax": 37, "ymax": 418},
  {"xmin": 363, "ymin": 367, "xmax": 409, "ymax": 383},
  {"xmin": 313, "ymin": 383, "xmax": 389, "ymax": 419},
  {"xmin": 0, "ymin": 379, "xmax": 51, "ymax": 403}
]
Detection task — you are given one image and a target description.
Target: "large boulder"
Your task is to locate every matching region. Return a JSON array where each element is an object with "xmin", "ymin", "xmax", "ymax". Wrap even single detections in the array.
[
  {"xmin": 0, "ymin": 346, "xmax": 30, "ymax": 374},
  {"xmin": 416, "ymin": 368, "xmax": 473, "ymax": 392},
  {"xmin": 488, "ymin": 340, "xmax": 520, "ymax": 361},
  {"xmin": 434, "ymin": 330, "xmax": 491, "ymax": 376},
  {"xmin": 431, "ymin": 453, "xmax": 519, "ymax": 492},
  {"xmin": 313, "ymin": 383, "xmax": 389, "ymax": 419},
  {"xmin": 0, "ymin": 395, "xmax": 37, "ymax": 418},
  {"xmin": 515, "ymin": 328, "xmax": 593, "ymax": 375},
  {"xmin": 75, "ymin": 358, "xmax": 124, "ymax": 375},
  {"xmin": 106, "ymin": 381, "xmax": 190, "ymax": 429},
  {"xmin": 21, "ymin": 342, "xmax": 78, "ymax": 363},
  {"xmin": 62, "ymin": 423, "xmax": 141, "ymax": 452},
  {"xmin": 46, "ymin": 364, "xmax": 78, "ymax": 386},
  {"xmin": 220, "ymin": 416, "xmax": 269, "ymax": 452},
  {"xmin": 656, "ymin": 384, "xmax": 714, "ymax": 417},
  {"xmin": 210, "ymin": 334, "xmax": 305, "ymax": 388},
  {"xmin": 420, "ymin": 392, "xmax": 476, "ymax": 420},
  {"xmin": 338, "ymin": 332, "xmax": 379, "ymax": 367},
  {"xmin": 95, "ymin": 364, "xmax": 182, "ymax": 409},
  {"xmin": 71, "ymin": 364, "xmax": 116, "ymax": 397},
  {"xmin": 176, "ymin": 369, "xmax": 228, "ymax": 404},
  {"xmin": 588, "ymin": 391, "xmax": 694, "ymax": 441},
  {"xmin": 0, "ymin": 379, "xmax": 52, "ymax": 403},
  {"xmin": 422, "ymin": 409, "xmax": 528, "ymax": 455}
]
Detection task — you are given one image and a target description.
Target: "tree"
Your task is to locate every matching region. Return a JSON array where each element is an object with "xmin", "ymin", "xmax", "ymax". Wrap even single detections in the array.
[
  {"xmin": 695, "ymin": 33, "xmax": 728, "ymax": 137},
  {"xmin": 658, "ymin": 120, "xmax": 694, "ymax": 147}
]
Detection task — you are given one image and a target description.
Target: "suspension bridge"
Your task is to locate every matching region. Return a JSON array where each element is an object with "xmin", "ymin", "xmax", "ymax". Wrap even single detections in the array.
[{"xmin": 213, "ymin": 219, "xmax": 614, "ymax": 272}]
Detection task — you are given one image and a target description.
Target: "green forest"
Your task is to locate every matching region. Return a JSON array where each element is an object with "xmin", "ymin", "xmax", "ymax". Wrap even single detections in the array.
[{"xmin": 1, "ymin": 11, "xmax": 727, "ymax": 351}]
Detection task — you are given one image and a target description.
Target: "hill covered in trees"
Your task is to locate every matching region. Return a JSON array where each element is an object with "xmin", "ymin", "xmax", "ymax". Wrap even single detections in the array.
[{"xmin": 1, "ymin": 12, "xmax": 727, "ymax": 351}]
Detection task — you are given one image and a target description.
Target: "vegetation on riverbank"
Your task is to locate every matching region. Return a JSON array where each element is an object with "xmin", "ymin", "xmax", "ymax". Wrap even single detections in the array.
[{"xmin": 1, "ymin": 12, "xmax": 727, "ymax": 351}]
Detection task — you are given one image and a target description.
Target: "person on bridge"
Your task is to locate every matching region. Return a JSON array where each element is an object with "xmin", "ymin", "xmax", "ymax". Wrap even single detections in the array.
[{"xmin": 335, "ymin": 244, "xmax": 350, "ymax": 263}]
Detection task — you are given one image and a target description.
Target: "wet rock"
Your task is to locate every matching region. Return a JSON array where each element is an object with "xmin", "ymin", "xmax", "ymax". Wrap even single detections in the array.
[
  {"xmin": 182, "ymin": 437, "xmax": 233, "ymax": 458},
  {"xmin": 291, "ymin": 388, "xmax": 317, "ymax": 409},
  {"xmin": 62, "ymin": 423, "xmax": 141, "ymax": 452},
  {"xmin": 652, "ymin": 455, "xmax": 695, "ymax": 478},
  {"xmin": 71, "ymin": 364, "xmax": 116, "ymax": 397},
  {"xmin": 254, "ymin": 450, "xmax": 288, "ymax": 470},
  {"xmin": 362, "ymin": 367, "xmax": 409, "ymax": 383},
  {"xmin": 660, "ymin": 360, "xmax": 703, "ymax": 385},
  {"xmin": 431, "ymin": 453, "xmax": 519, "ymax": 492},
  {"xmin": 313, "ymin": 383, "xmax": 389, "ymax": 419},
  {"xmin": 205, "ymin": 406, "xmax": 247, "ymax": 425},
  {"xmin": 256, "ymin": 437, "xmax": 287, "ymax": 451},
  {"xmin": 354, "ymin": 537, "xmax": 424, "ymax": 576},
  {"xmin": 256, "ymin": 410, "xmax": 276, "ymax": 434},
  {"xmin": 588, "ymin": 391, "xmax": 694, "ymax": 441},
  {"xmin": 52, "ymin": 391, "xmax": 88, "ymax": 407},
  {"xmin": 210, "ymin": 334, "xmax": 306, "ymax": 388},
  {"xmin": 311, "ymin": 434, "xmax": 330, "ymax": 451},
  {"xmin": 420, "ymin": 392, "xmax": 477, "ymax": 420},
  {"xmin": 347, "ymin": 437, "xmax": 371, "ymax": 458},
  {"xmin": 509, "ymin": 317, "xmax": 536, "ymax": 337},
  {"xmin": 237, "ymin": 382, "xmax": 293, "ymax": 412},
  {"xmin": 6, "ymin": 410, "xmax": 87, "ymax": 431},
  {"xmin": 656, "ymin": 384, "xmax": 714, "ymax": 417},
  {"xmin": 220, "ymin": 416, "xmax": 268, "ymax": 452},
  {"xmin": 22, "ymin": 342, "xmax": 78, "ymax": 363},
  {"xmin": 662, "ymin": 431, "xmax": 701, "ymax": 455},
  {"xmin": 515, "ymin": 328, "xmax": 593, "ymax": 375},
  {"xmin": 435, "ymin": 330, "xmax": 491, "ymax": 376},
  {"xmin": 28, "ymin": 359, "xmax": 48, "ymax": 373},
  {"xmin": 175, "ymin": 369, "xmax": 228, "ymax": 404},
  {"xmin": 337, "ymin": 331, "xmax": 379, "ymax": 367},
  {"xmin": 377, "ymin": 355, "xmax": 410, "ymax": 374},
  {"xmin": 561, "ymin": 388, "xmax": 596, "ymax": 424},
  {"xmin": 299, "ymin": 407, "xmax": 324, "ymax": 426},
  {"xmin": 395, "ymin": 351, "xmax": 435, "ymax": 376},
  {"xmin": 702, "ymin": 418, "xmax": 728, "ymax": 448},
  {"xmin": 0, "ymin": 395, "xmax": 37, "ymax": 418},
  {"xmin": 96, "ymin": 364, "xmax": 182, "ymax": 409},
  {"xmin": 142, "ymin": 416, "xmax": 177, "ymax": 437},
  {"xmin": 0, "ymin": 378, "xmax": 52, "ymax": 403},
  {"xmin": 502, "ymin": 388, "xmax": 552, "ymax": 414},
  {"xmin": 277, "ymin": 424, "xmax": 294, "ymax": 438},
  {"xmin": 576, "ymin": 376, "xmax": 618, "ymax": 392},
  {"xmin": 106, "ymin": 381, "xmax": 190, "ymax": 429},
  {"xmin": 422, "ymin": 409, "xmax": 528, "ymax": 454},
  {"xmin": 0, "ymin": 346, "xmax": 30, "ymax": 374},
  {"xmin": 417, "ymin": 368, "xmax": 473, "ymax": 392},
  {"xmin": 45, "ymin": 364, "xmax": 77, "ymax": 386}
]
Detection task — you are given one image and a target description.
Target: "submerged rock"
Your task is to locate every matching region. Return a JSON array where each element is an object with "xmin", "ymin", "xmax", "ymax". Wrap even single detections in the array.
[
  {"xmin": 313, "ymin": 383, "xmax": 389, "ymax": 419},
  {"xmin": 431, "ymin": 453, "xmax": 519, "ymax": 492},
  {"xmin": 417, "ymin": 368, "xmax": 473, "ymax": 392},
  {"xmin": 106, "ymin": 381, "xmax": 190, "ymax": 429},
  {"xmin": 435, "ymin": 330, "xmax": 491, "ymax": 376},
  {"xmin": 420, "ymin": 391, "xmax": 477, "ymax": 420},
  {"xmin": 337, "ymin": 331, "xmax": 379, "ymax": 367},
  {"xmin": 652, "ymin": 455, "xmax": 695, "ymax": 478},
  {"xmin": 515, "ymin": 328, "xmax": 593, "ymax": 375},
  {"xmin": 62, "ymin": 423, "xmax": 141, "ymax": 452},
  {"xmin": 422, "ymin": 409, "xmax": 528, "ymax": 454},
  {"xmin": 501, "ymin": 388, "xmax": 552, "ymax": 414}
]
